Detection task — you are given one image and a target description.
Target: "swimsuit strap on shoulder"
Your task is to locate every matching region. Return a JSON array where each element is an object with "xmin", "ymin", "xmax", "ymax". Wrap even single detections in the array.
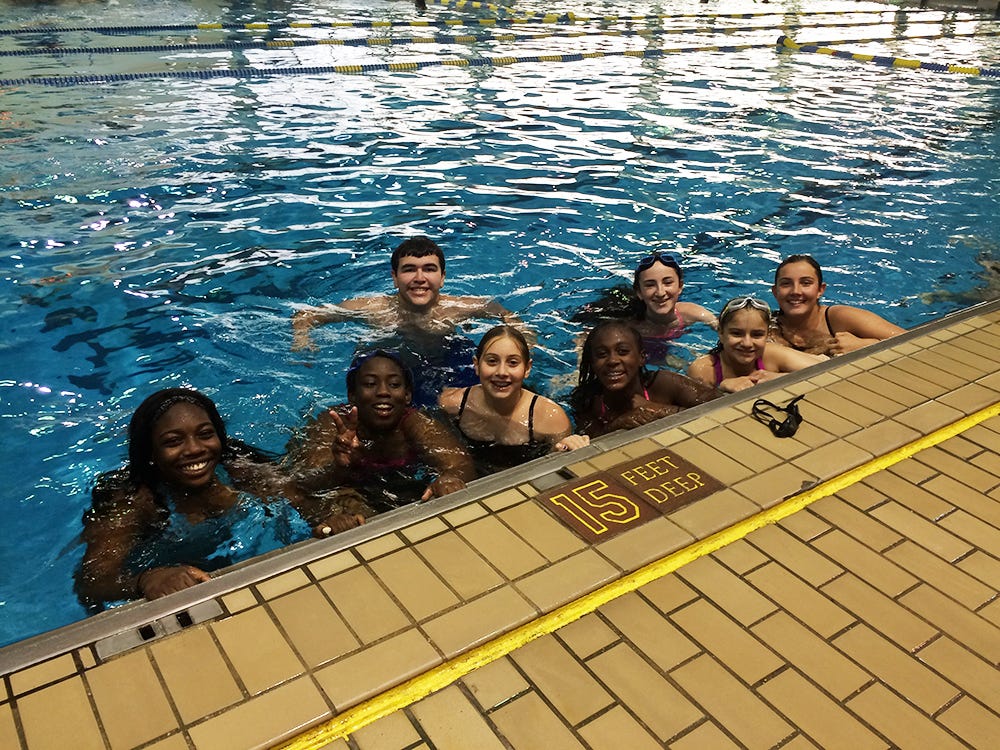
[
  {"xmin": 824, "ymin": 305, "xmax": 835, "ymax": 335},
  {"xmin": 711, "ymin": 351, "xmax": 724, "ymax": 386},
  {"xmin": 457, "ymin": 386, "xmax": 473, "ymax": 422},
  {"xmin": 526, "ymin": 393, "xmax": 539, "ymax": 442}
]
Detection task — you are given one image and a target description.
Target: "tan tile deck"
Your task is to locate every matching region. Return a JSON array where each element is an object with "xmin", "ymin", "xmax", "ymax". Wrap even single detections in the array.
[{"xmin": 1, "ymin": 307, "xmax": 998, "ymax": 749}]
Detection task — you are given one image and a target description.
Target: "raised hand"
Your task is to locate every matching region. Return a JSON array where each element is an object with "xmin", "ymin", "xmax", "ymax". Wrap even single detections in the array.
[{"xmin": 329, "ymin": 406, "xmax": 361, "ymax": 467}]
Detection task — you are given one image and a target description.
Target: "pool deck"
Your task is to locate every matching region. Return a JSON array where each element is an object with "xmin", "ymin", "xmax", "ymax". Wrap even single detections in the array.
[{"xmin": 2, "ymin": 301, "xmax": 1000, "ymax": 750}]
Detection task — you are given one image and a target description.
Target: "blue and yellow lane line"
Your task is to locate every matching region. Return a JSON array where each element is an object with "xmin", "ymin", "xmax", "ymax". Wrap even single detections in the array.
[
  {"xmin": 4, "ymin": 29, "xmax": 1000, "ymax": 88},
  {"xmin": 0, "ymin": 6, "xmax": 978, "ymax": 36},
  {"xmin": 273, "ymin": 400, "xmax": 1000, "ymax": 749},
  {"xmin": 778, "ymin": 34, "xmax": 1000, "ymax": 77},
  {"xmin": 2, "ymin": 18, "xmax": 980, "ymax": 59}
]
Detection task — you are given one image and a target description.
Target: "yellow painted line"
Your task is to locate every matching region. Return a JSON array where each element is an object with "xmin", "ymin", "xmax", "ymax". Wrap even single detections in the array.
[{"xmin": 275, "ymin": 400, "xmax": 1000, "ymax": 750}]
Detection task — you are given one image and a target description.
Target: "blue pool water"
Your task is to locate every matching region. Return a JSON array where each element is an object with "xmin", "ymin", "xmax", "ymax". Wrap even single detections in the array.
[{"xmin": 2, "ymin": 0, "xmax": 999, "ymax": 646}]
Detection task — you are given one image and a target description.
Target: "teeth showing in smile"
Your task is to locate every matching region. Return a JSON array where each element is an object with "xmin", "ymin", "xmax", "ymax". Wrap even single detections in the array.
[{"xmin": 182, "ymin": 460, "xmax": 210, "ymax": 472}]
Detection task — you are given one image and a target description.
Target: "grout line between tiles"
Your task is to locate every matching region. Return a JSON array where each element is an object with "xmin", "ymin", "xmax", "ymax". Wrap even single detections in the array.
[{"xmin": 272, "ymin": 399, "xmax": 1000, "ymax": 750}]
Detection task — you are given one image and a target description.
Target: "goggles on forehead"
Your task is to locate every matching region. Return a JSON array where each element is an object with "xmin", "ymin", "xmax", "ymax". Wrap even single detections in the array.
[
  {"xmin": 636, "ymin": 251, "xmax": 681, "ymax": 274},
  {"xmin": 722, "ymin": 296, "xmax": 771, "ymax": 316}
]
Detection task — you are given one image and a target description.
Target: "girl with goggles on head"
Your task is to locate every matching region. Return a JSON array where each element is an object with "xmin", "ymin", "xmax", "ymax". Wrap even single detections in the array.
[
  {"xmin": 571, "ymin": 252, "xmax": 717, "ymax": 369},
  {"xmin": 688, "ymin": 297, "xmax": 826, "ymax": 393},
  {"xmin": 630, "ymin": 252, "xmax": 718, "ymax": 364}
]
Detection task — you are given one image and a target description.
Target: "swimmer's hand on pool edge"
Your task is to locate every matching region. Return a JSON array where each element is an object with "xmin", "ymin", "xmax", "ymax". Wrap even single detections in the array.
[
  {"xmin": 314, "ymin": 513, "xmax": 367, "ymax": 538},
  {"xmin": 554, "ymin": 434, "xmax": 590, "ymax": 452},
  {"xmin": 421, "ymin": 472, "xmax": 467, "ymax": 502},
  {"xmin": 137, "ymin": 565, "xmax": 211, "ymax": 600}
]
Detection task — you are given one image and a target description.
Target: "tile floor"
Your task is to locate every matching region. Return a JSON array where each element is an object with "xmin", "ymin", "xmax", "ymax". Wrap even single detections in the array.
[{"xmin": 1, "ymin": 306, "xmax": 998, "ymax": 750}]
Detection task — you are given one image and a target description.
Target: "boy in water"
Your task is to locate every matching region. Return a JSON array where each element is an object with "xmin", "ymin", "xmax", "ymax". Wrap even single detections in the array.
[{"xmin": 292, "ymin": 236, "xmax": 523, "ymax": 404}]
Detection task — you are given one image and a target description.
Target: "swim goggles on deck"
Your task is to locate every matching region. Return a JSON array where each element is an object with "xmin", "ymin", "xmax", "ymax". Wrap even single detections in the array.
[
  {"xmin": 635, "ymin": 251, "xmax": 682, "ymax": 274},
  {"xmin": 722, "ymin": 297, "xmax": 771, "ymax": 316},
  {"xmin": 752, "ymin": 395, "xmax": 804, "ymax": 438}
]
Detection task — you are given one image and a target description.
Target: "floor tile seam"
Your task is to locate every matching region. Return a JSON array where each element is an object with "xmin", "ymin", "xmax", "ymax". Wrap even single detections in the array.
[{"xmin": 271, "ymin": 399, "xmax": 1000, "ymax": 750}]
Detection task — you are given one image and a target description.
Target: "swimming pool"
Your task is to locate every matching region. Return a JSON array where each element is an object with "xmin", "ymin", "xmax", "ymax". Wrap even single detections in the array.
[{"xmin": 2, "ymin": 0, "xmax": 999, "ymax": 647}]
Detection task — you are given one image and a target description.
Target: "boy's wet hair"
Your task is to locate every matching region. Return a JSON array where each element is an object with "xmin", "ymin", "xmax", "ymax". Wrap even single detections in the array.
[{"xmin": 391, "ymin": 236, "xmax": 446, "ymax": 274}]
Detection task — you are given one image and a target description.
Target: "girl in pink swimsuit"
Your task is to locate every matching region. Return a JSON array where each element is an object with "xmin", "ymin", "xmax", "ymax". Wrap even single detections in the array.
[
  {"xmin": 688, "ymin": 297, "xmax": 825, "ymax": 393},
  {"xmin": 287, "ymin": 350, "xmax": 475, "ymax": 513},
  {"xmin": 571, "ymin": 321, "xmax": 719, "ymax": 438}
]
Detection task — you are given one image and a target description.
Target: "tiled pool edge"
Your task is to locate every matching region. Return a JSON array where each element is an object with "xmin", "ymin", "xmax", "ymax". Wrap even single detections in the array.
[
  {"xmin": 1, "ymin": 299, "xmax": 998, "ymax": 744},
  {"xmin": 2, "ymin": 298, "xmax": 997, "ymax": 678}
]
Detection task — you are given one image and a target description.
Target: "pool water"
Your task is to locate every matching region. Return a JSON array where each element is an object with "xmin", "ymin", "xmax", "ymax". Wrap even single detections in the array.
[{"xmin": 2, "ymin": 0, "xmax": 999, "ymax": 646}]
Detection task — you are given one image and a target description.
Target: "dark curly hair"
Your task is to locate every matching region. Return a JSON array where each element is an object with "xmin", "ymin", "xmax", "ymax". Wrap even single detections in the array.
[{"xmin": 570, "ymin": 321, "xmax": 654, "ymax": 423}]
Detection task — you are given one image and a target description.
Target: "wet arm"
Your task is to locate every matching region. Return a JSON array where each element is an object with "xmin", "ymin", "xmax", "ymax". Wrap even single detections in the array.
[
  {"xmin": 406, "ymin": 411, "xmax": 476, "ymax": 494},
  {"xmin": 291, "ymin": 300, "xmax": 369, "ymax": 351},
  {"xmin": 769, "ymin": 344, "xmax": 827, "ymax": 373},
  {"xmin": 678, "ymin": 302, "xmax": 719, "ymax": 330},
  {"xmin": 656, "ymin": 370, "xmax": 721, "ymax": 409},
  {"xmin": 75, "ymin": 493, "xmax": 148, "ymax": 603},
  {"xmin": 831, "ymin": 307, "xmax": 905, "ymax": 353}
]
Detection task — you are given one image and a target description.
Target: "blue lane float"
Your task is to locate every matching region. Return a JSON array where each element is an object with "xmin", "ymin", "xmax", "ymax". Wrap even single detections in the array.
[{"xmin": 777, "ymin": 34, "xmax": 1000, "ymax": 78}]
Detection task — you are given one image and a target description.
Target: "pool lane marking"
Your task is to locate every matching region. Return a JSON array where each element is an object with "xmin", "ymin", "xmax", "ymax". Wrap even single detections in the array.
[
  {"xmin": 3, "ymin": 18, "xmax": 980, "ymax": 58},
  {"xmin": 6, "ymin": 29, "xmax": 1000, "ymax": 88},
  {"xmin": 274, "ymin": 400, "xmax": 1000, "ymax": 750},
  {"xmin": 778, "ymin": 34, "xmax": 1000, "ymax": 77},
  {"xmin": 0, "ymin": 7, "xmax": 979, "ymax": 36}
]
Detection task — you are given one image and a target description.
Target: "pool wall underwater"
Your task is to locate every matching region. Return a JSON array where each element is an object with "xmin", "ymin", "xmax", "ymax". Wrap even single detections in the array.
[{"xmin": 2, "ymin": 0, "xmax": 1000, "ymax": 652}]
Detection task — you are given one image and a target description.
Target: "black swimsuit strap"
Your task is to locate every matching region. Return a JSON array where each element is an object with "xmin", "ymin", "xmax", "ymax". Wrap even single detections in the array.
[
  {"xmin": 526, "ymin": 393, "xmax": 538, "ymax": 442},
  {"xmin": 457, "ymin": 386, "xmax": 473, "ymax": 423},
  {"xmin": 824, "ymin": 305, "xmax": 835, "ymax": 335}
]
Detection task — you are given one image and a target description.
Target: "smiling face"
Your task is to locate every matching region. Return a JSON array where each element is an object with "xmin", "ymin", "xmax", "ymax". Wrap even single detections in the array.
[
  {"xmin": 590, "ymin": 325, "xmax": 644, "ymax": 394},
  {"xmin": 151, "ymin": 402, "xmax": 222, "ymax": 491},
  {"xmin": 719, "ymin": 307, "xmax": 769, "ymax": 370},
  {"xmin": 772, "ymin": 259, "xmax": 826, "ymax": 317},
  {"xmin": 635, "ymin": 264, "xmax": 683, "ymax": 319},
  {"xmin": 474, "ymin": 334, "xmax": 531, "ymax": 402},
  {"xmin": 349, "ymin": 356, "xmax": 412, "ymax": 432},
  {"xmin": 392, "ymin": 254, "xmax": 444, "ymax": 312}
]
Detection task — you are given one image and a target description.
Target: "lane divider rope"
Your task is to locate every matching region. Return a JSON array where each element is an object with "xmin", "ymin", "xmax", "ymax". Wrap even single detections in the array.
[
  {"xmin": 4, "ymin": 29, "xmax": 999, "ymax": 88},
  {"xmin": 778, "ymin": 33, "xmax": 1000, "ymax": 77},
  {"xmin": 0, "ymin": 7, "xmax": 982, "ymax": 36},
  {"xmin": 0, "ymin": 41, "xmax": 772, "ymax": 87},
  {"xmin": 2, "ymin": 17, "xmax": 985, "ymax": 59},
  {"xmin": 273, "ymin": 398, "xmax": 1000, "ymax": 750}
]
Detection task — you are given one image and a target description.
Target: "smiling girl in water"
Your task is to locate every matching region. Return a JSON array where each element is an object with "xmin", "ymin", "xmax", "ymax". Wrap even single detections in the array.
[
  {"xmin": 688, "ymin": 297, "xmax": 826, "ymax": 392},
  {"xmin": 571, "ymin": 321, "xmax": 719, "ymax": 438},
  {"xmin": 289, "ymin": 350, "xmax": 475, "ymax": 510},
  {"xmin": 439, "ymin": 326, "xmax": 588, "ymax": 476},
  {"xmin": 76, "ymin": 388, "xmax": 345, "ymax": 607},
  {"xmin": 770, "ymin": 254, "xmax": 904, "ymax": 356}
]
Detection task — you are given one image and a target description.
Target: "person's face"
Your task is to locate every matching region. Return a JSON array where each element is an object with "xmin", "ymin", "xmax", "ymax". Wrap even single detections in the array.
[
  {"xmin": 392, "ymin": 254, "xmax": 444, "ymax": 311},
  {"xmin": 474, "ymin": 335, "xmax": 530, "ymax": 401},
  {"xmin": 772, "ymin": 260, "xmax": 826, "ymax": 316},
  {"xmin": 151, "ymin": 402, "xmax": 222, "ymax": 491},
  {"xmin": 349, "ymin": 357, "xmax": 412, "ymax": 431},
  {"xmin": 635, "ymin": 264, "xmax": 683, "ymax": 317},
  {"xmin": 720, "ymin": 308, "xmax": 768, "ymax": 367},
  {"xmin": 590, "ymin": 327, "xmax": 643, "ymax": 393}
]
